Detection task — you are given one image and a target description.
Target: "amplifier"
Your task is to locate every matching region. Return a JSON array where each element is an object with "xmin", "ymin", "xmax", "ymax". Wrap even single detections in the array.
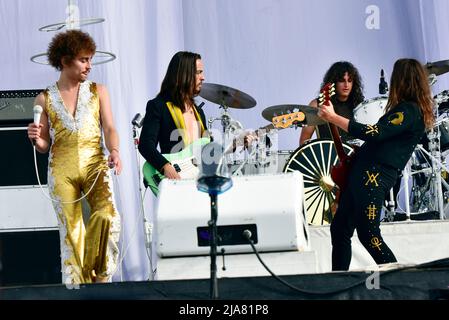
[
  {"xmin": 0, "ymin": 89, "xmax": 43, "ymax": 126},
  {"xmin": 0, "ymin": 127, "xmax": 48, "ymax": 186}
]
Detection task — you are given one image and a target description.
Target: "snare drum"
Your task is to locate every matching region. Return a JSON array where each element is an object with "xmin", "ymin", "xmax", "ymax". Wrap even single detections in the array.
[
  {"xmin": 353, "ymin": 96, "xmax": 388, "ymax": 125},
  {"xmin": 283, "ymin": 139, "xmax": 354, "ymax": 226}
]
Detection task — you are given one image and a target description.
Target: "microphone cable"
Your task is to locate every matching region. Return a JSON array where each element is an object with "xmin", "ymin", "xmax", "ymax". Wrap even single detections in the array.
[
  {"xmin": 33, "ymin": 145, "xmax": 105, "ymax": 204},
  {"xmin": 242, "ymin": 230, "xmax": 409, "ymax": 296}
]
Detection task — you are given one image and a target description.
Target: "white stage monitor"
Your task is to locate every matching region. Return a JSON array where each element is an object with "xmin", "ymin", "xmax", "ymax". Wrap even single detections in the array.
[{"xmin": 155, "ymin": 172, "xmax": 309, "ymax": 257}]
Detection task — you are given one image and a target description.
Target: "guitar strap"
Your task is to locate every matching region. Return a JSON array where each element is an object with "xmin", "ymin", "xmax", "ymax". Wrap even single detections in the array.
[{"xmin": 166, "ymin": 102, "xmax": 206, "ymax": 146}]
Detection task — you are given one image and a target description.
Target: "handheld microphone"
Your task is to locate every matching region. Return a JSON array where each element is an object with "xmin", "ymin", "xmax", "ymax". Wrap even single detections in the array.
[
  {"xmin": 32, "ymin": 105, "xmax": 43, "ymax": 145},
  {"xmin": 131, "ymin": 113, "xmax": 144, "ymax": 128},
  {"xmin": 379, "ymin": 69, "xmax": 388, "ymax": 95},
  {"xmin": 33, "ymin": 105, "xmax": 43, "ymax": 125}
]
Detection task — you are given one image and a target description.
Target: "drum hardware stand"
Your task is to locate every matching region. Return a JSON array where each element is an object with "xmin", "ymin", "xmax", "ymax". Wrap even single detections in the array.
[
  {"xmin": 403, "ymin": 151, "xmax": 434, "ymax": 220},
  {"xmin": 208, "ymin": 105, "xmax": 255, "ymax": 176},
  {"xmin": 414, "ymin": 138, "xmax": 448, "ymax": 219},
  {"xmin": 207, "ymin": 103, "xmax": 234, "ymax": 133},
  {"xmin": 384, "ymin": 189, "xmax": 397, "ymax": 222},
  {"xmin": 404, "ymin": 139, "xmax": 448, "ymax": 220}
]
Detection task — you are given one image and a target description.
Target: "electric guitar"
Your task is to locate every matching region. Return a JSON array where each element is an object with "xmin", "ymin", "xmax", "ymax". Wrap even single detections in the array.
[
  {"xmin": 143, "ymin": 117, "xmax": 290, "ymax": 196},
  {"xmin": 319, "ymin": 83, "xmax": 353, "ymax": 192},
  {"xmin": 143, "ymin": 137, "xmax": 210, "ymax": 196}
]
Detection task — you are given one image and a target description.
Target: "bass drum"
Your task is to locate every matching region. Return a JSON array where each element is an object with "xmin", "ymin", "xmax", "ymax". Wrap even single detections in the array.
[{"xmin": 282, "ymin": 139, "xmax": 354, "ymax": 226}]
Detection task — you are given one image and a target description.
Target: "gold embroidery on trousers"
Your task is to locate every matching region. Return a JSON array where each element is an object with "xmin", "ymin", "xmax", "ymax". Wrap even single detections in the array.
[
  {"xmin": 371, "ymin": 237, "xmax": 382, "ymax": 251},
  {"xmin": 367, "ymin": 204, "xmax": 377, "ymax": 220},
  {"xmin": 365, "ymin": 171, "xmax": 379, "ymax": 187}
]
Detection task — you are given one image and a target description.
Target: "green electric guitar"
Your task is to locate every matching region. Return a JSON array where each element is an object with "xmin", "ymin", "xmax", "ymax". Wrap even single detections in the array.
[{"xmin": 143, "ymin": 137, "xmax": 210, "ymax": 195}]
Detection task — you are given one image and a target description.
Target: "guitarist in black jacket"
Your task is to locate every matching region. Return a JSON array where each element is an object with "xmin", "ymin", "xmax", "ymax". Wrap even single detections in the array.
[
  {"xmin": 139, "ymin": 51, "xmax": 208, "ymax": 180},
  {"xmin": 318, "ymin": 58, "xmax": 434, "ymax": 271}
]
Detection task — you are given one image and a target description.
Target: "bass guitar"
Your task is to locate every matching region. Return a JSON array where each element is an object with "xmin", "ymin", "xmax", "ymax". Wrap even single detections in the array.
[
  {"xmin": 143, "ymin": 137, "xmax": 210, "ymax": 196},
  {"xmin": 319, "ymin": 83, "xmax": 353, "ymax": 193}
]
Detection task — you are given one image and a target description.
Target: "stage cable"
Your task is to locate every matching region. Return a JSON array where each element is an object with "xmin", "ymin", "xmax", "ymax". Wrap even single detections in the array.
[{"xmin": 242, "ymin": 230, "xmax": 438, "ymax": 296}]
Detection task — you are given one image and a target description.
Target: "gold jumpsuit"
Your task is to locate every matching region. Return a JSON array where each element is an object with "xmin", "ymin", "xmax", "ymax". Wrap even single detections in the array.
[{"xmin": 44, "ymin": 81, "xmax": 120, "ymax": 284}]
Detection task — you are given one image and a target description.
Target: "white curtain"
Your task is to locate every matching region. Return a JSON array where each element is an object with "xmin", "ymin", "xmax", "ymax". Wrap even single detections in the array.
[{"xmin": 1, "ymin": 0, "xmax": 448, "ymax": 281}]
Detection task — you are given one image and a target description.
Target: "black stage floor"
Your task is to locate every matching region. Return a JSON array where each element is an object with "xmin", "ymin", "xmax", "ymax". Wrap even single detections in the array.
[{"xmin": 1, "ymin": 258, "xmax": 449, "ymax": 301}]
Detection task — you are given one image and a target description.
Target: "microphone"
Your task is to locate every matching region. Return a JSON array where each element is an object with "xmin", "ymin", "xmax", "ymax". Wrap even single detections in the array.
[
  {"xmin": 131, "ymin": 113, "xmax": 144, "ymax": 128},
  {"xmin": 33, "ymin": 105, "xmax": 43, "ymax": 125},
  {"xmin": 32, "ymin": 105, "xmax": 43, "ymax": 146},
  {"xmin": 379, "ymin": 69, "xmax": 388, "ymax": 95}
]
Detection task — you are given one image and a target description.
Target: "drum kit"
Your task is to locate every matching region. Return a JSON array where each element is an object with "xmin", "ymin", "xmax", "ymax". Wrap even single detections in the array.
[
  {"xmin": 198, "ymin": 59, "xmax": 449, "ymax": 225},
  {"xmin": 406, "ymin": 60, "xmax": 449, "ymax": 221}
]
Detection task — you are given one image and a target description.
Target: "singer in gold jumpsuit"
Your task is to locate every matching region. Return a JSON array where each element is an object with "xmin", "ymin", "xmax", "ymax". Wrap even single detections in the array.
[{"xmin": 28, "ymin": 30, "xmax": 122, "ymax": 284}]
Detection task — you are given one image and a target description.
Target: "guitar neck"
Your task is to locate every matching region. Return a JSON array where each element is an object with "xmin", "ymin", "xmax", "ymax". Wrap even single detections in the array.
[
  {"xmin": 257, "ymin": 123, "xmax": 275, "ymax": 133},
  {"xmin": 328, "ymin": 123, "xmax": 348, "ymax": 161}
]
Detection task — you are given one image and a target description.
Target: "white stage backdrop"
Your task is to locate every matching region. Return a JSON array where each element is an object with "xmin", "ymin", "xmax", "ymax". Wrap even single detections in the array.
[{"xmin": 1, "ymin": 0, "xmax": 449, "ymax": 281}]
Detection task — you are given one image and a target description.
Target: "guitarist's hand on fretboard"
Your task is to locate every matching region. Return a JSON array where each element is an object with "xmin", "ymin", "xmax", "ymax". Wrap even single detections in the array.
[
  {"xmin": 226, "ymin": 129, "xmax": 260, "ymax": 154},
  {"xmin": 317, "ymin": 82, "xmax": 337, "ymax": 122},
  {"xmin": 243, "ymin": 131, "xmax": 258, "ymax": 149}
]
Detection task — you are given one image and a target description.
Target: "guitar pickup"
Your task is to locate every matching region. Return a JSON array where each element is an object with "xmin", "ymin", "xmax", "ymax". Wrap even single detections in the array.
[
  {"xmin": 152, "ymin": 174, "xmax": 162, "ymax": 185},
  {"xmin": 191, "ymin": 158, "xmax": 198, "ymax": 167},
  {"xmin": 173, "ymin": 164, "xmax": 181, "ymax": 172}
]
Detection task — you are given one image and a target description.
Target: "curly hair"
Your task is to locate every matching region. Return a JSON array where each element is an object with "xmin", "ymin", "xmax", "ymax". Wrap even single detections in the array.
[
  {"xmin": 47, "ymin": 30, "xmax": 96, "ymax": 70},
  {"xmin": 386, "ymin": 58, "xmax": 434, "ymax": 129},
  {"xmin": 321, "ymin": 61, "xmax": 365, "ymax": 108}
]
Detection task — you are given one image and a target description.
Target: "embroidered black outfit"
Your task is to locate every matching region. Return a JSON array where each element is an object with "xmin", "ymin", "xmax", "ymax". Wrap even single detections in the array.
[{"xmin": 331, "ymin": 101, "xmax": 425, "ymax": 270}]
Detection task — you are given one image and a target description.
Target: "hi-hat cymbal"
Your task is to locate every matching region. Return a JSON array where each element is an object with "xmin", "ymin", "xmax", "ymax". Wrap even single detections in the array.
[
  {"xmin": 199, "ymin": 83, "xmax": 256, "ymax": 109},
  {"xmin": 425, "ymin": 60, "xmax": 449, "ymax": 76},
  {"xmin": 262, "ymin": 104, "xmax": 326, "ymax": 126}
]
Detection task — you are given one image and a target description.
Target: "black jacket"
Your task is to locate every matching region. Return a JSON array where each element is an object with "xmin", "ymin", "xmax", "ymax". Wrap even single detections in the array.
[
  {"xmin": 348, "ymin": 101, "xmax": 425, "ymax": 170},
  {"xmin": 138, "ymin": 94, "xmax": 207, "ymax": 173}
]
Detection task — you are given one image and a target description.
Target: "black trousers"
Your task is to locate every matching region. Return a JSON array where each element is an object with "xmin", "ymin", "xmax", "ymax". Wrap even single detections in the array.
[{"xmin": 331, "ymin": 161, "xmax": 398, "ymax": 271}]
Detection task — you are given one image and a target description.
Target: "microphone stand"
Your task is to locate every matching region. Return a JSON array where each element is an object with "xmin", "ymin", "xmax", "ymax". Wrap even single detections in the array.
[
  {"xmin": 198, "ymin": 175, "xmax": 231, "ymax": 299},
  {"xmin": 208, "ymin": 193, "xmax": 219, "ymax": 299},
  {"xmin": 197, "ymin": 144, "xmax": 233, "ymax": 299},
  {"xmin": 132, "ymin": 115, "xmax": 155, "ymax": 280}
]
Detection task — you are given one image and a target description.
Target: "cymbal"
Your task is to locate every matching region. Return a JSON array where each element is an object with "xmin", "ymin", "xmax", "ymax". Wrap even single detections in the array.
[
  {"xmin": 199, "ymin": 83, "xmax": 256, "ymax": 109},
  {"xmin": 261, "ymin": 104, "xmax": 326, "ymax": 126},
  {"xmin": 425, "ymin": 60, "xmax": 449, "ymax": 76}
]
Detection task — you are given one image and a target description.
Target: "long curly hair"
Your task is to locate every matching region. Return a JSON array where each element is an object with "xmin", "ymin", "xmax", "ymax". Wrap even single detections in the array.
[
  {"xmin": 386, "ymin": 58, "xmax": 434, "ymax": 129},
  {"xmin": 159, "ymin": 51, "xmax": 201, "ymax": 112},
  {"xmin": 321, "ymin": 61, "xmax": 365, "ymax": 108},
  {"xmin": 47, "ymin": 30, "xmax": 96, "ymax": 71}
]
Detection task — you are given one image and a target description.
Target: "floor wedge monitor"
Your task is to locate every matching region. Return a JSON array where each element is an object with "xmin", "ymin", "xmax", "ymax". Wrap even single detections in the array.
[{"xmin": 155, "ymin": 172, "xmax": 309, "ymax": 257}]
